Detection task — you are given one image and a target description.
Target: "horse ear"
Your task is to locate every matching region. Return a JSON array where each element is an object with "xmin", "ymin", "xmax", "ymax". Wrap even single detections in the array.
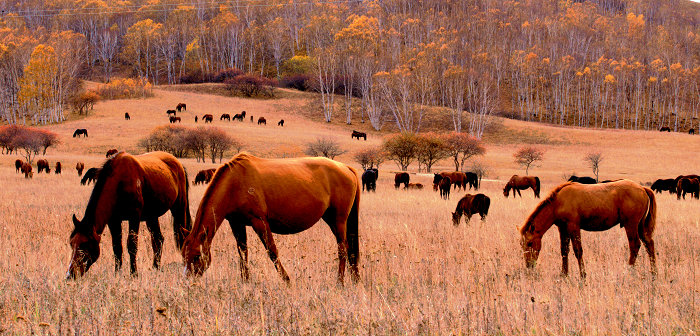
[{"xmin": 72, "ymin": 214, "xmax": 80, "ymax": 228}]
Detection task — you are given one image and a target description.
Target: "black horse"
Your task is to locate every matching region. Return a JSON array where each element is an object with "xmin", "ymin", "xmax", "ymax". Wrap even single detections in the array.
[
  {"xmin": 80, "ymin": 167, "xmax": 101, "ymax": 185},
  {"xmin": 465, "ymin": 171, "xmax": 479, "ymax": 189},
  {"xmin": 362, "ymin": 168, "xmax": 378, "ymax": 192},
  {"xmin": 73, "ymin": 129, "xmax": 88, "ymax": 138},
  {"xmin": 351, "ymin": 130, "xmax": 367, "ymax": 140},
  {"xmin": 124, "ymin": 113, "xmax": 130, "ymax": 120},
  {"xmin": 650, "ymin": 178, "xmax": 676, "ymax": 194},
  {"xmin": 568, "ymin": 175, "xmax": 597, "ymax": 184},
  {"xmin": 176, "ymin": 103, "xmax": 187, "ymax": 112}
]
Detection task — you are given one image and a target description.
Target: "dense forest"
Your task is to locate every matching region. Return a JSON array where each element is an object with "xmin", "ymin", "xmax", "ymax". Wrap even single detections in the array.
[{"xmin": 0, "ymin": 0, "xmax": 698, "ymax": 137}]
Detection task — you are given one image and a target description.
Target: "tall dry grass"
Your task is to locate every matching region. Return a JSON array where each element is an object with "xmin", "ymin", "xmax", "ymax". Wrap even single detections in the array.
[{"xmin": 0, "ymin": 87, "xmax": 698, "ymax": 334}]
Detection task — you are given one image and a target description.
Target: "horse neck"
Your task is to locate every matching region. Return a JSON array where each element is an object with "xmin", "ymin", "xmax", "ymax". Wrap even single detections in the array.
[
  {"xmin": 82, "ymin": 178, "xmax": 119, "ymax": 235},
  {"xmin": 529, "ymin": 202, "xmax": 556, "ymax": 236},
  {"xmin": 191, "ymin": 177, "xmax": 236, "ymax": 250}
]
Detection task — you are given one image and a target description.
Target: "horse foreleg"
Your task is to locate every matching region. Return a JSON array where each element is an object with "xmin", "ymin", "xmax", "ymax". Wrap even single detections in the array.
[
  {"xmin": 516, "ymin": 189, "xmax": 522, "ymax": 198},
  {"xmin": 229, "ymin": 221, "xmax": 250, "ymax": 281},
  {"xmin": 558, "ymin": 225, "xmax": 571, "ymax": 276},
  {"xmin": 571, "ymin": 230, "xmax": 586, "ymax": 278},
  {"xmin": 108, "ymin": 220, "xmax": 123, "ymax": 272},
  {"xmin": 146, "ymin": 218, "xmax": 164, "ymax": 270},
  {"xmin": 127, "ymin": 219, "xmax": 140, "ymax": 275},
  {"xmin": 251, "ymin": 218, "xmax": 290, "ymax": 282}
]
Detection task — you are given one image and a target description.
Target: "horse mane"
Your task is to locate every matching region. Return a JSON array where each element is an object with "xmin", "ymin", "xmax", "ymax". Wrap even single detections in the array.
[
  {"xmin": 78, "ymin": 153, "xmax": 120, "ymax": 231},
  {"xmin": 520, "ymin": 181, "xmax": 573, "ymax": 234}
]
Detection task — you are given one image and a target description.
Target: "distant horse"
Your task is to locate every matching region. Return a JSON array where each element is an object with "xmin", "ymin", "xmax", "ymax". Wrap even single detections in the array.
[
  {"xmin": 250, "ymin": 115, "xmax": 254, "ymax": 122},
  {"xmin": 37, "ymin": 159, "xmax": 50, "ymax": 173},
  {"xmin": 194, "ymin": 116, "xmax": 198, "ymax": 123},
  {"xmin": 21, "ymin": 163, "xmax": 32, "ymax": 178},
  {"xmin": 220, "ymin": 114, "xmax": 231, "ymax": 121},
  {"xmin": 520, "ymin": 180, "xmax": 657, "ymax": 278},
  {"xmin": 166, "ymin": 109, "xmax": 177, "ymax": 116},
  {"xmin": 351, "ymin": 130, "xmax": 367, "ymax": 140},
  {"xmin": 464, "ymin": 171, "xmax": 479, "ymax": 190},
  {"xmin": 659, "ymin": 126, "xmax": 671, "ymax": 132},
  {"xmin": 176, "ymin": 103, "xmax": 187, "ymax": 112},
  {"xmin": 452, "ymin": 193, "xmax": 490, "ymax": 226},
  {"xmin": 504, "ymin": 175, "xmax": 540, "ymax": 198},
  {"xmin": 689, "ymin": 128, "xmax": 696, "ymax": 135},
  {"xmin": 257, "ymin": 117, "xmax": 267, "ymax": 125},
  {"xmin": 439, "ymin": 176, "xmax": 451, "ymax": 199},
  {"xmin": 676, "ymin": 177, "xmax": 700, "ymax": 200},
  {"xmin": 202, "ymin": 114, "xmax": 213, "ymax": 123},
  {"xmin": 67, "ymin": 151, "xmax": 192, "ymax": 278},
  {"xmin": 55, "ymin": 162, "xmax": 62, "ymax": 174},
  {"xmin": 433, "ymin": 172, "xmax": 467, "ymax": 191},
  {"xmin": 568, "ymin": 175, "xmax": 597, "ymax": 184},
  {"xmin": 73, "ymin": 129, "xmax": 88, "ymax": 138},
  {"xmin": 124, "ymin": 112, "xmax": 130, "ymax": 120},
  {"xmin": 76, "ymin": 162, "xmax": 85, "ymax": 177},
  {"xmin": 278, "ymin": 119, "xmax": 284, "ymax": 127},
  {"xmin": 233, "ymin": 112, "xmax": 245, "ymax": 121},
  {"xmin": 181, "ymin": 153, "xmax": 360, "ymax": 284},
  {"xmin": 362, "ymin": 168, "xmax": 378, "ymax": 192},
  {"xmin": 169, "ymin": 116, "xmax": 181, "ymax": 123},
  {"xmin": 405, "ymin": 183, "xmax": 424, "ymax": 190},
  {"xmin": 394, "ymin": 172, "xmax": 410, "ymax": 189},
  {"xmin": 15, "ymin": 159, "xmax": 23, "ymax": 173},
  {"xmin": 650, "ymin": 178, "xmax": 676, "ymax": 194},
  {"xmin": 80, "ymin": 168, "xmax": 101, "ymax": 185},
  {"xmin": 194, "ymin": 168, "xmax": 216, "ymax": 185},
  {"xmin": 106, "ymin": 149, "xmax": 118, "ymax": 158}
]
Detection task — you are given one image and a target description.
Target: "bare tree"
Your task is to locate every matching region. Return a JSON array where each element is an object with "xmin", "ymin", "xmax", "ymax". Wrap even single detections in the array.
[
  {"xmin": 304, "ymin": 137, "xmax": 346, "ymax": 160},
  {"xmin": 442, "ymin": 133, "xmax": 486, "ymax": 171},
  {"xmin": 205, "ymin": 127, "xmax": 240, "ymax": 163},
  {"xmin": 585, "ymin": 152, "xmax": 604, "ymax": 182},
  {"xmin": 353, "ymin": 147, "xmax": 385, "ymax": 170},
  {"xmin": 383, "ymin": 133, "xmax": 419, "ymax": 171},
  {"xmin": 12, "ymin": 129, "xmax": 43, "ymax": 164},
  {"xmin": 514, "ymin": 146, "xmax": 545, "ymax": 175}
]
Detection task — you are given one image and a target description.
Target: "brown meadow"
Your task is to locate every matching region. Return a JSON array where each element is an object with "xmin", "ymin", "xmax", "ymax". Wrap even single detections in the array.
[{"xmin": 0, "ymin": 88, "xmax": 698, "ymax": 334}]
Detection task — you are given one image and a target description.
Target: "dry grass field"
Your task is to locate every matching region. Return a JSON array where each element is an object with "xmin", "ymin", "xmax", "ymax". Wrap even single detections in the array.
[{"xmin": 0, "ymin": 87, "xmax": 698, "ymax": 334}]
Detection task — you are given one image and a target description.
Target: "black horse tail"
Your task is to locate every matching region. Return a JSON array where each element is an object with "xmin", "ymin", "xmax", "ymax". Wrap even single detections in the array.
[
  {"xmin": 347, "ymin": 167, "xmax": 361, "ymax": 283},
  {"xmin": 534, "ymin": 176, "xmax": 541, "ymax": 198}
]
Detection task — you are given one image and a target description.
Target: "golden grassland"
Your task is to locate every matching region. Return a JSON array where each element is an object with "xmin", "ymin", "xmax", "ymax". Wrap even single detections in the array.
[{"xmin": 0, "ymin": 87, "xmax": 698, "ymax": 334}]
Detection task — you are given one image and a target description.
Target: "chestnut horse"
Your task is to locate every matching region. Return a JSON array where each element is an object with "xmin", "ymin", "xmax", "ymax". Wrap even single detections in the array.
[
  {"xmin": 76, "ymin": 162, "xmax": 85, "ymax": 176},
  {"xmin": 519, "ymin": 180, "xmax": 656, "ymax": 278},
  {"xmin": 15, "ymin": 159, "xmax": 23, "ymax": 173},
  {"xmin": 433, "ymin": 172, "xmax": 467, "ymax": 191},
  {"xmin": 439, "ymin": 176, "xmax": 451, "ymax": 200},
  {"xmin": 194, "ymin": 168, "xmax": 216, "ymax": 185},
  {"xmin": 676, "ymin": 177, "xmax": 699, "ymax": 200},
  {"xmin": 503, "ymin": 175, "xmax": 540, "ymax": 198},
  {"xmin": 452, "ymin": 193, "xmax": 490, "ymax": 226},
  {"xmin": 181, "ymin": 153, "xmax": 360, "ymax": 284},
  {"xmin": 67, "ymin": 151, "xmax": 192, "ymax": 278}
]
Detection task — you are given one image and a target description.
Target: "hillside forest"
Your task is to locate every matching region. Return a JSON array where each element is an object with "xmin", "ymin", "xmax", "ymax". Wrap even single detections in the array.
[{"xmin": 0, "ymin": 0, "xmax": 698, "ymax": 137}]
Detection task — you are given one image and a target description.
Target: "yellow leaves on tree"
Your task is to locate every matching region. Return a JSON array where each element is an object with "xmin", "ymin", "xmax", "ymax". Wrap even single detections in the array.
[
  {"xmin": 626, "ymin": 13, "xmax": 645, "ymax": 39},
  {"xmin": 18, "ymin": 44, "xmax": 58, "ymax": 113}
]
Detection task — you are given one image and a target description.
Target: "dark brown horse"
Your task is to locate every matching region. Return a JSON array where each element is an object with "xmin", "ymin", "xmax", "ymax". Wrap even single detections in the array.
[
  {"xmin": 439, "ymin": 176, "xmax": 451, "ymax": 199},
  {"xmin": 67, "ymin": 151, "xmax": 192, "ymax": 278},
  {"xmin": 659, "ymin": 126, "xmax": 671, "ymax": 132},
  {"xmin": 650, "ymin": 178, "xmax": 676, "ymax": 194},
  {"xmin": 21, "ymin": 163, "xmax": 32, "ymax": 178},
  {"xmin": 202, "ymin": 114, "xmax": 213, "ymax": 123},
  {"xmin": 519, "ymin": 180, "xmax": 656, "ymax": 278},
  {"xmin": 232, "ymin": 112, "xmax": 245, "ymax": 121},
  {"xmin": 452, "ymin": 193, "xmax": 490, "ymax": 226},
  {"xmin": 169, "ymin": 116, "xmax": 181, "ymax": 123},
  {"xmin": 503, "ymin": 175, "xmax": 540, "ymax": 198},
  {"xmin": 15, "ymin": 159, "xmax": 23, "ymax": 173},
  {"xmin": 194, "ymin": 168, "xmax": 216, "ymax": 185},
  {"xmin": 176, "ymin": 103, "xmax": 187, "ymax": 112},
  {"xmin": 433, "ymin": 172, "xmax": 467, "ymax": 190},
  {"xmin": 76, "ymin": 162, "xmax": 85, "ymax": 176},
  {"xmin": 55, "ymin": 161, "xmax": 62, "ymax": 174},
  {"xmin": 73, "ymin": 129, "xmax": 88, "ymax": 137},
  {"xmin": 676, "ymin": 177, "xmax": 699, "ymax": 199},
  {"xmin": 81, "ymin": 168, "xmax": 101, "ymax": 185},
  {"xmin": 106, "ymin": 148, "xmax": 118, "ymax": 157},
  {"xmin": 394, "ymin": 172, "xmax": 410, "ymax": 189},
  {"xmin": 351, "ymin": 130, "xmax": 367, "ymax": 140},
  {"xmin": 361, "ymin": 168, "xmax": 378, "ymax": 192},
  {"xmin": 124, "ymin": 112, "xmax": 130, "ymax": 120},
  {"xmin": 37, "ymin": 159, "xmax": 50, "ymax": 173},
  {"xmin": 181, "ymin": 153, "xmax": 360, "ymax": 284},
  {"xmin": 257, "ymin": 117, "xmax": 266, "ymax": 125},
  {"xmin": 166, "ymin": 109, "xmax": 177, "ymax": 116},
  {"xmin": 278, "ymin": 119, "xmax": 284, "ymax": 126},
  {"xmin": 220, "ymin": 114, "xmax": 231, "ymax": 121}
]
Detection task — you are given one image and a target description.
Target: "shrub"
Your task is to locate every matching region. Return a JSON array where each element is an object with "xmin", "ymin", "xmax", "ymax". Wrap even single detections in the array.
[
  {"xmin": 213, "ymin": 68, "xmax": 245, "ymax": 83},
  {"xmin": 442, "ymin": 133, "xmax": 486, "ymax": 171},
  {"xmin": 353, "ymin": 147, "xmax": 385, "ymax": 170},
  {"xmin": 514, "ymin": 146, "xmax": 545, "ymax": 175},
  {"xmin": 0, "ymin": 125, "xmax": 59, "ymax": 163},
  {"xmin": 383, "ymin": 133, "xmax": 420, "ymax": 171},
  {"xmin": 416, "ymin": 133, "xmax": 449, "ymax": 173},
  {"xmin": 224, "ymin": 74, "xmax": 277, "ymax": 98},
  {"xmin": 95, "ymin": 78, "xmax": 153, "ymax": 100},
  {"xmin": 71, "ymin": 90, "xmax": 101, "ymax": 115},
  {"xmin": 280, "ymin": 74, "xmax": 311, "ymax": 91},
  {"xmin": 304, "ymin": 137, "xmax": 346, "ymax": 160}
]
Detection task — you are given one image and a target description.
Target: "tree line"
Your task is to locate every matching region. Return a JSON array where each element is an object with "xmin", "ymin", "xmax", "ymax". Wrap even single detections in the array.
[{"xmin": 0, "ymin": 0, "xmax": 698, "ymax": 134}]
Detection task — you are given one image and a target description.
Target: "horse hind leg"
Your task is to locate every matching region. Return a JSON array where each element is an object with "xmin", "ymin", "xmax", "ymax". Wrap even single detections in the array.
[
  {"xmin": 127, "ymin": 219, "xmax": 141, "ymax": 275},
  {"xmin": 323, "ymin": 210, "xmax": 350, "ymax": 284},
  {"xmin": 639, "ymin": 230, "xmax": 657, "ymax": 276},
  {"xmin": 571, "ymin": 230, "xmax": 586, "ymax": 278},
  {"xmin": 146, "ymin": 218, "xmax": 164, "ymax": 270},
  {"xmin": 624, "ymin": 224, "xmax": 642, "ymax": 267},
  {"xmin": 250, "ymin": 217, "xmax": 290, "ymax": 282},
  {"xmin": 228, "ymin": 218, "xmax": 250, "ymax": 281}
]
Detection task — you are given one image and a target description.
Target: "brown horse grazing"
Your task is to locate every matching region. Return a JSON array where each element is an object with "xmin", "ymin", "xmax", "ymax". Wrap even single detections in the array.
[
  {"xmin": 439, "ymin": 176, "xmax": 451, "ymax": 199},
  {"xmin": 76, "ymin": 162, "xmax": 85, "ymax": 176},
  {"xmin": 202, "ymin": 114, "xmax": 213, "ymax": 123},
  {"xmin": 452, "ymin": 193, "xmax": 491, "ymax": 226},
  {"xmin": 169, "ymin": 116, "xmax": 181, "ymax": 123},
  {"xmin": 405, "ymin": 183, "xmax": 424, "ymax": 190},
  {"xmin": 433, "ymin": 172, "xmax": 467, "ymax": 190},
  {"xmin": 394, "ymin": 172, "xmax": 410, "ymax": 189},
  {"xmin": 519, "ymin": 180, "xmax": 656, "ymax": 278},
  {"xmin": 21, "ymin": 163, "xmax": 33, "ymax": 178},
  {"xmin": 278, "ymin": 119, "xmax": 284, "ymax": 126},
  {"xmin": 55, "ymin": 161, "xmax": 62, "ymax": 174},
  {"xmin": 176, "ymin": 103, "xmax": 187, "ymax": 112},
  {"xmin": 503, "ymin": 175, "xmax": 540, "ymax": 198},
  {"xmin": 37, "ymin": 159, "xmax": 50, "ymax": 173},
  {"xmin": 676, "ymin": 177, "xmax": 700, "ymax": 200},
  {"xmin": 181, "ymin": 153, "xmax": 360, "ymax": 284},
  {"xmin": 106, "ymin": 148, "xmax": 118, "ymax": 157},
  {"xmin": 220, "ymin": 113, "xmax": 231, "ymax": 121},
  {"xmin": 81, "ymin": 168, "xmax": 101, "ymax": 185},
  {"xmin": 67, "ymin": 151, "xmax": 192, "ymax": 278},
  {"xmin": 194, "ymin": 168, "xmax": 216, "ymax": 185},
  {"xmin": 124, "ymin": 112, "xmax": 130, "ymax": 120},
  {"xmin": 15, "ymin": 159, "xmax": 23, "ymax": 173},
  {"xmin": 257, "ymin": 117, "xmax": 266, "ymax": 125},
  {"xmin": 166, "ymin": 109, "xmax": 177, "ymax": 116}
]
